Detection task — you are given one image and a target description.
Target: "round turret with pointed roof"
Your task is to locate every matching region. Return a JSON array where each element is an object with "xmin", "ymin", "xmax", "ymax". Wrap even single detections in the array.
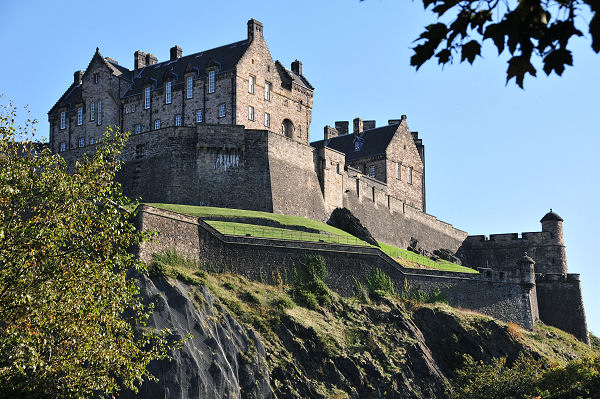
[{"xmin": 540, "ymin": 209, "xmax": 563, "ymax": 223}]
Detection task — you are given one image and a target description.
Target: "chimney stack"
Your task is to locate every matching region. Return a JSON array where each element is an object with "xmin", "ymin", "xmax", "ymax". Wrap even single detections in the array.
[
  {"xmin": 146, "ymin": 53, "xmax": 158, "ymax": 66},
  {"xmin": 134, "ymin": 50, "xmax": 147, "ymax": 70},
  {"xmin": 291, "ymin": 60, "xmax": 302, "ymax": 75},
  {"xmin": 170, "ymin": 45, "xmax": 182, "ymax": 61},
  {"xmin": 247, "ymin": 19, "xmax": 264, "ymax": 42},
  {"xmin": 363, "ymin": 120, "xmax": 376, "ymax": 131},
  {"xmin": 353, "ymin": 117, "xmax": 363, "ymax": 134},
  {"xmin": 324, "ymin": 125, "xmax": 339, "ymax": 140},
  {"xmin": 74, "ymin": 70, "xmax": 84, "ymax": 85},
  {"xmin": 334, "ymin": 121, "xmax": 349, "ymax": 135}
]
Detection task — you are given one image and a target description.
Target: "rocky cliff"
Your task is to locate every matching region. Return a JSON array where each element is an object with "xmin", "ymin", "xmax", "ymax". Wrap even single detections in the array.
[{"xmin": 124, "ymin": 263, "xmax": 596, "ymax": 399}]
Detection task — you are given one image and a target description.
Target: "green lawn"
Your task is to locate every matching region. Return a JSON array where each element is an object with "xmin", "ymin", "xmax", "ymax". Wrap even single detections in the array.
[{"xmin": 145, "ymin": 203, "xmax": 478, "ymax": 273}]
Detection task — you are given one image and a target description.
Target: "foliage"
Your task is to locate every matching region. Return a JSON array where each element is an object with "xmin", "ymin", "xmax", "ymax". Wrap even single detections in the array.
[
  {"xmin": 407, "ymin": 0, "xmax": 599, "ymax": 87},
  {"xmin": 0, "ymin": 101, "xmax": 171, "ymax": 398},
  {"xmin": 452, "ymin": 352, "xmax": 600, "ymax": 399},
  {"xmin": 292, "ymin": 255, "xmax": 331, "ymax": 309},
  {"xmin": 365, "ymin": 268, "xmax": 395, "ymax": 299}
]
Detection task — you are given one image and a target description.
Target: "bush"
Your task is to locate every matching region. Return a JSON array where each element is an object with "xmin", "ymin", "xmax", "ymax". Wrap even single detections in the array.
[
  {"xmin": 292, "ymin": 255, "xmax": 330, "ymax": 308},
  {"xmin": 365, "ymin": 268, "xmax": 395, "ymax": 299},
  {"xmin": 270, "ymin": 295, "xmax": 295, "ymax": 310}
]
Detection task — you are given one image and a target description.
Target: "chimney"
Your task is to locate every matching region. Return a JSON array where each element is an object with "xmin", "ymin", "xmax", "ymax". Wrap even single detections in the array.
[
  {"xmin": 363, "ymin": 120, "xmax": 376, "ymax": 131},
  {"xmin": 170, "ymin": 45, "xmax": 182, "ymax": 61},
  {"xmin": 334, "ymin": 121, "xmax": 349, "ymax": 135},
  {"xmin": 146, "ymin": 53, "xmax": 158, "ymax": 66},
  {"xmin": 74, "ymin": 70, "xmax": 84, "ymax": 85},
  {"xmin": 134, "ymin": 50, "xmax": 147, "ymax": 70},
  {"xmin": 324, "ymin": 125, "xmax": 339, "ymax": 140},
  {"xmin": 291, "ymin": 60, "xmax": 302, "ymax": 75},
  {"xmin": 247, "ymin": 19, "xmax": 264, "ymax": 42},
  {"xmin": 353, "ymin": 117, "xmax": 363, "ymax": 134},
  {"xmin": 388, "ymin": 119, "xmax": 401, "ymax": 125}
]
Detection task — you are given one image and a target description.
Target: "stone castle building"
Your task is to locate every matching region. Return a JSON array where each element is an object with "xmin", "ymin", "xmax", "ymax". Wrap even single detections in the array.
[{"xmin": 48, "ymin": 19, "xmax": 588, "ymax": 343}]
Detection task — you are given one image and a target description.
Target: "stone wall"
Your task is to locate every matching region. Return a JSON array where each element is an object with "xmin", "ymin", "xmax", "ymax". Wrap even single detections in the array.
[{"xmin": 134, "ymin": 205, "xmax": 538, "ymax": 331}]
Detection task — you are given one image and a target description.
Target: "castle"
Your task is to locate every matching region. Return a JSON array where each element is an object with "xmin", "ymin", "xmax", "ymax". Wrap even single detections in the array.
[{"xmin": 48, "ymin": 19, "xmax": 589, "ymax": 344}]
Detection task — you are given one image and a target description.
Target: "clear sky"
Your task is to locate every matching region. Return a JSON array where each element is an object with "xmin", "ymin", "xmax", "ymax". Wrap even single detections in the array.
[{"xmin": 1, "ymin": 0, "xmax": 599, "ymax": 335}]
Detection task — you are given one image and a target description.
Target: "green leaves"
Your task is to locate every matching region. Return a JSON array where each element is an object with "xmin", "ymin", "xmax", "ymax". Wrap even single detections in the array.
[{"xmin": 410, "ymin": 0, "xmax": 599, "ymax": 87}]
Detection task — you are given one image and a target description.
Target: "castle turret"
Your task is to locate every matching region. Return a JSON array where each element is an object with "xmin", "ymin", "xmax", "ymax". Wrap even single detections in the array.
[{"xmin": 540, "ymin": 209, "xmax": 564, "ymax": 245}]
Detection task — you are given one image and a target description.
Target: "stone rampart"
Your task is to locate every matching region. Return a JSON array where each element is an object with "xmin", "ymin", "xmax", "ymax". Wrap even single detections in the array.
[{"xmin": 134, "ymin": 205, "xmax": 538, "ymax": 330}]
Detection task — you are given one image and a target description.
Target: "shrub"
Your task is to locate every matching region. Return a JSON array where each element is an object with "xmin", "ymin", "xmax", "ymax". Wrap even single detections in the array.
[
  {"xmin": 353, "ymin": 277, "xmax": 370, "ymax": 303},
  {"xmin": 365, "ymin": 268, "xmax": 395, "ymax": 299},
  {"xmin": 292, "ymin": 255, "xmax": 331, "ymax": 308},
  {"xmin": 270, "ymin": 295, "xmax": 295, "ymax": 310}
]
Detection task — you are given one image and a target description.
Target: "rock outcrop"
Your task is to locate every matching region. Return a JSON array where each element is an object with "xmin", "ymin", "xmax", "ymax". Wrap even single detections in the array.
[{"xmin": 327, "ymin": 208, "xmax": 379, "ymax": 247}]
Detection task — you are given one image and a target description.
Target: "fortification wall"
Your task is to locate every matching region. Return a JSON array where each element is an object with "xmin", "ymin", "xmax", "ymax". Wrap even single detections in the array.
[
  {"xmin": 134, "ymin": 205, "xmax": 538, "ymax": 330},
  {"xmin": 536, "ymin": 274, "xmax": 589, "ymax": 344},
  {"xmin": 461, "ymin": 233, "xmax": 567, "ymax": 274}
]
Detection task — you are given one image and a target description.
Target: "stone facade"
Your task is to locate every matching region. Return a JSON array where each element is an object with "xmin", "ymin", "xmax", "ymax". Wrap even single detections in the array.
[{"xmin": 49, "ymin": 19, "xmax": 588, "ymax": 343}]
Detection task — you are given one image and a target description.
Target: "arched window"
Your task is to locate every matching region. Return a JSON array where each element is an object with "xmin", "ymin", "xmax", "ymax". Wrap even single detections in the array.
[{"xmin": 282, "ymin": 119, "xmax": 294, "ymax": 138}]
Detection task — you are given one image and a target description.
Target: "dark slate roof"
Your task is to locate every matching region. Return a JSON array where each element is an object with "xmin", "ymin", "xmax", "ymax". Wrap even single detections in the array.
[
  {"xmin": 540, "ymin": 210, "xmax": 563, "ymax": 222},
  {"xmin": 122, "ymin": 39, "xmax": 251, "ymax": 97},
  {"xmin": 48, "ymin": 83, "xmax": 83, "ymax": 116},
  {"xmin": 311, "ymin": 124, "xmax": 399, "ymax": 161}
]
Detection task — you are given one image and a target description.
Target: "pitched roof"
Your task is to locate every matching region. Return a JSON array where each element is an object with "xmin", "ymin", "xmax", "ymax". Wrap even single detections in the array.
[
  {"xmin": 48, "ymin": 83, "xmax": 83, "ymax": 116},
  {"xmin": 311, "ymin": 124, "xmax": 400, "ymax": 161},
  {"xmin": 122, "ymin": 40, "xmax": 251, "ymax": 97},
  {"xmin": 275, "ymin": 61, "xmax": 313, "ymax": 90}
]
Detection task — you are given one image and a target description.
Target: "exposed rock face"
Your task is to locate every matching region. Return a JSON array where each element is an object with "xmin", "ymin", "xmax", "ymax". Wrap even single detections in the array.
[
  {"xmin": 327, "ymin": 208, "xmax": 379, "ymax": 247},
  {"xmin": 125, "ymin": 276, "xmax": 273, "ymax": 399}
]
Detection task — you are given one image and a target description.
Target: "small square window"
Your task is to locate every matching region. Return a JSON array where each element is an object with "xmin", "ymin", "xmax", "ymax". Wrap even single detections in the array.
[
  {"xmin": 196, "ymin": 110, "xmax": 203, "ymax": 123},
  {"xmin": 175, "ymin": 114, "xmax": 182, "ymax": 126},
  {"xmin": 60, "ymin": 142, "xmax": 66, "ymax": 152},
  {"xmin": 77, "ymin": 107, "xmax": 83, "ymax": 125},
  {"xmin": 248, "ymin": 105, "xmax": 254, "ymax": 121},
  {"xmin": 135, "ymin": 124, "xmax": 141, "ymax": 134},
  {"xmin": 219, "ymin": 103, "xmax": 226, "ymax": 118},
  {"xmin": 264, "ymin": 112, "xmax": 270, "ymax": 127},
  {"xmin": 78, "ymin": 137, "xmax": 85, "ymax": 148},
  {"xmin": 154, "ymin": 119, "xmax": 161, "ymax": 130}
]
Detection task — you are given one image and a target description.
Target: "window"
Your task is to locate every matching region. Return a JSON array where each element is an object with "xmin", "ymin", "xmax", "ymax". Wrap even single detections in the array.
[
  {"xmin": 196, "ymin": 110, "xmax": 203, "ymax": 123},
  {"xmin": 249, "ymin": 75, "xmax": 255, "ymax": 93},
  {"xmin": 60, "ymin": 111, "xmax": 65, "ymax": 129},
  {"xmin": 125, "ymin": 106, "xmax": 130, "ymax": 114},
  {"xmin": 144, "ymin": 87, "xmax": 150, "ymax": 109},
  {"xmin": 131, "ymin": 104, "xmax": 136, "ymax": 112},
  {"xmin": 408, "ymin": 166, "xmax": 413, "ymax": 184},
  {"xmin": 136, "ymin": 144, "xmax": 144, "ymax": 159},
  {"xmin": 208, "ymin": 70, "xmax": 215, "ymax": 93},
  {"xmin": 97, "ymin": 101, "xmax": 102, "ymax": 125},
  {"xmin": 90, "ymin": 103, "xmax": 95, "ymax": 121},
  {"xmin": 78, "ymin": 137, "xmax": 85, "ymax": 148},
  {"xmin": 77, "ymin": 107, "xmax": 83, "ymax": 125},
  {"xmin": 165, "ymin": 81, "xmax": 172, "ymax": 104},
  {"xmin": 175, "ymin": 114, "xmax": 182, "ymax": 126},
  {"xmin": 187, "ymin": 76, "xmax": 193, "ymax": 99},
  {"xmin": 264, "ymin": 81, "xmax": 271, "ymax": 100},
  {"xmin": 60, "ymin": 142, "xmax": 66, "ymax": 152},
  {"xmin": 368, "ymin": 166, "xmax": 375, "ymax": 178},
  {"xmin": 218, "ymin": 103, "xmax": 226, "ymax": 118},
  {"xmin": 94, "ymin": 73, "xmax": 98, "ymax": 84},
  {"xmin": 396, "ymin": 162, "xmax": 401, "ymax": 179},
  {"xmin": 90, "ymin": 137, "xmax": 95, "ymax": 145},
  {"xmin": 154, "ymin": 119, "xmax": 160, "ymax": 130},
  {"xmin": 248, "ymin": 105, "xmax": 254, "ymax": 121},
  {"xmin": 264, "ymin": 112, "xmax": 270, "ymax": 127},
  {"xmin": 135, "ymin": 124, "xmax": 141, "ymax": 134}
]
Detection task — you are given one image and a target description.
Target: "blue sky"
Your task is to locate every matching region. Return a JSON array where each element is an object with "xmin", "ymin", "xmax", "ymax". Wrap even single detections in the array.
[{"xmin": 2, "ymin": 0, "xmax": 599, "ymax": 335}]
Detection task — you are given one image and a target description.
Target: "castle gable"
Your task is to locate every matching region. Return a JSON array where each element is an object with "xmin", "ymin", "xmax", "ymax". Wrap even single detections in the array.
[{"xmin": 311, "ymin": 124, "xmax": 400, "ymax": 161}]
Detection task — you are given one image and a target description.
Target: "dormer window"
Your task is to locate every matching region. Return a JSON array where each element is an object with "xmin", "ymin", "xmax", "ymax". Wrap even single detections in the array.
[
  {"xmin": 165, "ymin": 81, "xmax": 172, "ymax": 104},
  {"xmin": 187, "ymin": 76, "xmax": 193, "ymax": 99},
  {"xmin": 97, "ymin": 101, "xmax": 102, "ymax": 125},
  {"xmin": 264, "ymin": 81, "xmax": 271, "ymax": 101},
  {"xmin": 144, "ymin": 87, "xmax": 150, "ymax": 109},
  {"xmin": 90, "ymin": 103, "xmax": 95, "ymax": 121},
  {"xmin": 249, "ymin": 75, "xmax": 255, "ymax": 93},
  {"xmin": 208, "ymin": 70, "xmax": 215, "ymax": 93},
  {"xmin": 77, "ymin": 107, "xmax": 83, "ymax": 125},
  {"xmin": 60, "ymin": 111, "xmax": 66, "ymax": 129}
]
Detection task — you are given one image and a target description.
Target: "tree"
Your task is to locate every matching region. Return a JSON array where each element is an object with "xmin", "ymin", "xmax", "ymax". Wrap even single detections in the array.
[
  {"xmin": 408, "ymin": 0, "xmax": 599, "ymax": 87},
  {"xmin": 0, "ymin": 100, "xmax": 170, "ymax": 398}
]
